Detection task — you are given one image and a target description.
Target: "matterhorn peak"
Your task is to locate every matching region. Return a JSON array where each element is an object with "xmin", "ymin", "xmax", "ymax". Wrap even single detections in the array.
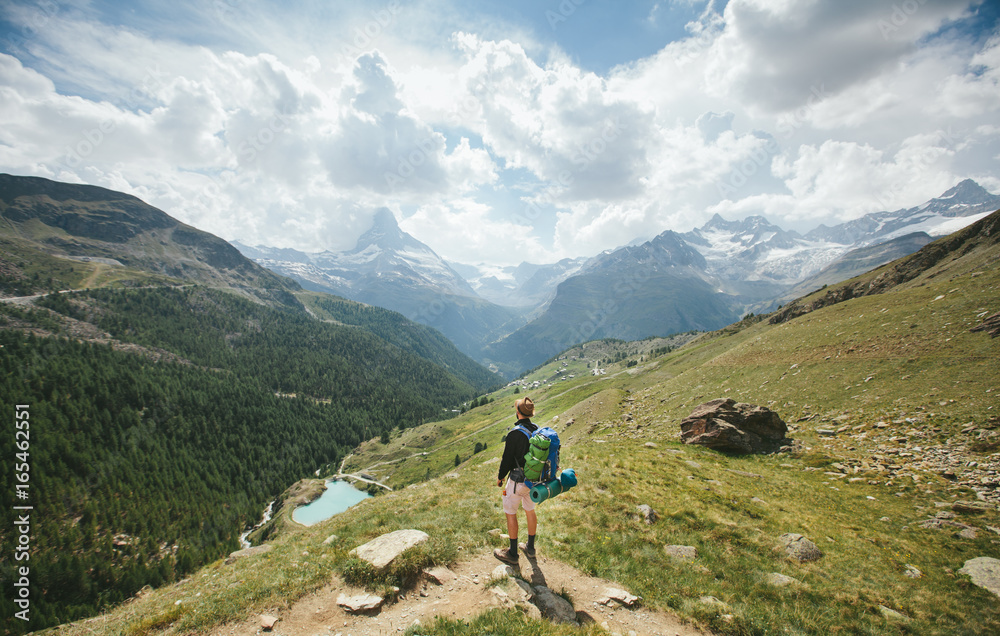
[{"xmin": 351, "ymin": 208, "xmax": 409, "ymax": 253}]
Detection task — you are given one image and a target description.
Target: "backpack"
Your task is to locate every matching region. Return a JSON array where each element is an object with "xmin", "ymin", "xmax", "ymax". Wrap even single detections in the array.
[{"xmin": 515, "ymin": 425, "xmax": 560, "ymax": 486}]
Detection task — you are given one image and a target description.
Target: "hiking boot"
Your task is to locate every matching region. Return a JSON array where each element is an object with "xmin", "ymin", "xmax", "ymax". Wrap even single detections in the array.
[
  {"xmin": 493, "ymin": 547, "xmax": 519, "ymax": 566},
  {"xmin": 518, "ymin": 542, "xmax": 536, "ymax": 559}
]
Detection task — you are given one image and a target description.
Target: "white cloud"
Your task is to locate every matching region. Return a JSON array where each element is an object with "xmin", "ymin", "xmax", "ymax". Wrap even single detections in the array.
[
  {"xmin": 705, "ymin": 0, "xmax": 975, "ymax": 113},
  {"xmin": 453, "ymin": 33, "xmax": 654, "ymax": 203},
  {"xmin": 711, "ymin": 135, "xmax": 959, "ymax": 226},
  {"xmin": 0, "ymin": 0, "xmax": 997, "ymax": 268},
  {"xmin": 401, "ymin": 199, "xmax": 544, "ymax": 265}
]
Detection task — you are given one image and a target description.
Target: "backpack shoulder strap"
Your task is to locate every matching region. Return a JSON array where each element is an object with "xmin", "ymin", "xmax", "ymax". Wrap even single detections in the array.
[{"xmin": 512, "ymin": 424, "xmax": 533, "ymax": 439}]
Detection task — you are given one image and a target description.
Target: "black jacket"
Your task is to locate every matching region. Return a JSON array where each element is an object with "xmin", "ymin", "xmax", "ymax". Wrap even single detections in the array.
[{"xmin": 498, "ymin": 418, "xmax": 537, "ymax": 482}]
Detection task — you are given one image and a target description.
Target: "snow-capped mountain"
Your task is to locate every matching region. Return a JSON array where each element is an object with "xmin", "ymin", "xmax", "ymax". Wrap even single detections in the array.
[
  {"xmin": 235, "ymin": 208, "xmax": 475, "ymax": 298},
  {"xmin": 805, "ymin": 179, "xmax": 1000, "ymax": 246},
  {"xmin": 484, "ymin": 179, "xmax": 999, "ymax": 374},
  {"xmin": 676, "ymin": 179, "xmax": 1000, "ymax": 290},
  {"xmin": 683, "ymin": 214, "xmax": 849, "ymax": 285},
  {"xmin": 236, "ymin": 179, "xmax": 996, "ymax": 376},
  {"xmin": 232, "ymin": 209, "xmax": 526, "ymax": 363}
]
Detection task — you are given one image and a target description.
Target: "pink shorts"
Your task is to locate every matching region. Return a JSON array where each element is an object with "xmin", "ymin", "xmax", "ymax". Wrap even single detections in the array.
[{"xmin": 502, "ymin": 478, "xmax": 536, "ymax": 515}]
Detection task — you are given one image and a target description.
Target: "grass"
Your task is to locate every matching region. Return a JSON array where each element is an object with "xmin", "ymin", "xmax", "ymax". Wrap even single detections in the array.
[
  {"xmin": 411, "ymin": 608, "xmax": 606, "ymax": 636},
  {"xmin": 39, "ymin": 234, "xmax": 1000, "ymax": 636}
]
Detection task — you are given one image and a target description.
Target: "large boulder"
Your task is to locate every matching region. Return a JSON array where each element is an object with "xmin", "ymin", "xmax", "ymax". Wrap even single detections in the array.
[
  {"xmin": 680, "ymin": 398, "xmax": 792, "ymax": 454},
  {"xmin": 350, "ymin": 529, "xmax": 429, "ymax": 569}
]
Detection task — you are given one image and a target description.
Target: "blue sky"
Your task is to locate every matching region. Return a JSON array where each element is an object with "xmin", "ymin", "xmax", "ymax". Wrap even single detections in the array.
[{"xmin": 1, "ymin": 0, "xmax": 998, "ymax": 267}]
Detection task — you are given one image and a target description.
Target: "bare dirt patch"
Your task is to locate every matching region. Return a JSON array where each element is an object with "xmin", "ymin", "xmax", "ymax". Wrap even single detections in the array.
[{"xmin": 208, "ymin": 550, "xmax": 710, "ymax": 636}]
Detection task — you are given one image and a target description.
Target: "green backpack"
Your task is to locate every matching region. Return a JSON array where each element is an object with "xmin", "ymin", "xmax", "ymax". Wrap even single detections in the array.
[{"xmin": 515, "ymin": 425, "xmax": 560, "ymax": 485}]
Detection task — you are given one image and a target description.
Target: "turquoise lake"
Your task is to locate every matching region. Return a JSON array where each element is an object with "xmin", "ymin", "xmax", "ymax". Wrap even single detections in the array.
[{"xmin": 291, "ymin": 480, "xmax": 371, "ymax": 526}]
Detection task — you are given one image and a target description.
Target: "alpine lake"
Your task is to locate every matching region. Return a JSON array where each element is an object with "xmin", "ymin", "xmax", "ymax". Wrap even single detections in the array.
[{"xmin": 291, "ymin": 480, "xmax": 371, "ymax": 526}]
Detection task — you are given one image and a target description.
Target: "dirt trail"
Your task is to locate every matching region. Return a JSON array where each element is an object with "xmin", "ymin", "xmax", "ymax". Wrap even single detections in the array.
[{"xmin": 209, "ymin": 550, "xmax": 710, "ymax": 636}]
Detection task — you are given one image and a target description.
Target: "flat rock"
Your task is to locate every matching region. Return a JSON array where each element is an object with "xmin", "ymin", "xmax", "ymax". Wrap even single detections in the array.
[
  {"xmin": 225, "ymin": 544, "xmax": 273, "ymax": 564},
  {"xmin": 664, "ymin": 545, "xmax": 697, "ymax": 561},
  {"xmin": 953, "ymin": 501, "xmax": 993, "ymax": 514},
  {"xmin": 778, "ymin": 533, "xmax": 823, "ymax": 562},
  {"xmin": 766, "ymin": 572, "xmax": 803, "ymax": 587},
  {"xmin": 959, "ymin": 557, "xmax": 1000, "ymax": 597},
  {"xmin": 336, "ymin": 592, "xmax": 385, "ymax": 613},
  {"xmin": 879, "ymin": 605, "xmax": 909, "ymax": 621},
  {"xmin": 601, "ymin": 587, "xmax": 641, "ymax": 607},
  {"xmin": 958, "ymin": 527, "xmax": 979, "ymax": 540},
  {"xmin": 260, "ymin": 614, "xmax": 278, "ymax": 630},
  {"xmin": 532, "ymin": 585, "xmax": 578, "ymax": 625},
  {"xmin": 350, "ymin": 529, "xmax": 429, "ymax": 569}
]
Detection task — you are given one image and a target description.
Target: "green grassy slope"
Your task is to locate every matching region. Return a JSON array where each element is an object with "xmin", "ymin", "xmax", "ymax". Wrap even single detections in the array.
[
  {"xmin": 44, "ymin": 212, "xmax": 1000, "ymax": 635},
  {"xmin": 0, "ymin": 173, "xmax": 301, "ymax": 305},
  {"xmin": 0, "ymin": 284, "xmax": 496, "ymax": 632}
]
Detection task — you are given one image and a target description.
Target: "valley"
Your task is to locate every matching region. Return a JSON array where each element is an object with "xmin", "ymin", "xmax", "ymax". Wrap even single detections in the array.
[
  {"xmin": 235, "ymin": 179, "xmax": 1000, "ymax": 376},
  {"xmin": 19, "ymin": 205, "xmax": 999, "ymax": 636}
]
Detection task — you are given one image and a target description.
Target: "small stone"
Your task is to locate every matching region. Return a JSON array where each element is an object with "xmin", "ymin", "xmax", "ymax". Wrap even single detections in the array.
[
  {"xmin": 778, "ymin": 533, "xmax": 823, "ymax": 562},
  {"xmin": 424, "ymin": 566, "xmax": 456, "ymax": 585},
  {"xmin": 260, "ymin": 614, "xmax": 279, "ymax": 630},
  {"xmin": 904, "ymin": 564, "xmax": 922, "ymax": 579},
  {"xmin": 636, "ymin": 504, "xmax": 658, "ymax": 525},
  {"xmin": 322, "ymin": 534, "xmax": 339, "ymax": 545},
  {"xmin": 602, "ymin": 587, "xmax": 640, "ymax": 607},
  {"xmin": 766, "ymin": 572, "xmax": 803, "ymax": 587},
  {"xmin": 879, "ymin": 606, "xmax": 909, "ymax": 621},
  {"xmin": 958, "ymin": 527, "xmax": 979, "ymax": 540}
]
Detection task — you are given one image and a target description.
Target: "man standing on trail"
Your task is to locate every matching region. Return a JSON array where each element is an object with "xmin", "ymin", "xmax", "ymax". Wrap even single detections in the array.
[{"xmin": 494, "ymin": 396, "xmax": 538, "ymax": 566}]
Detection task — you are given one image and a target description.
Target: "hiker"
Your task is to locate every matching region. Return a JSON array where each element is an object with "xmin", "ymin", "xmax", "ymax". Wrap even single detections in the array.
[{"xmin": 494, "ymin": 396, "xmax": 538, "ymax": 565}]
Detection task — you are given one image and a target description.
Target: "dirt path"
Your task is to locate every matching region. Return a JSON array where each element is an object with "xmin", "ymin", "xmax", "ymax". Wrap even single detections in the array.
[{"xmin": 209, "ymin": 551, "xmax": 710, "ymax": 636}]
